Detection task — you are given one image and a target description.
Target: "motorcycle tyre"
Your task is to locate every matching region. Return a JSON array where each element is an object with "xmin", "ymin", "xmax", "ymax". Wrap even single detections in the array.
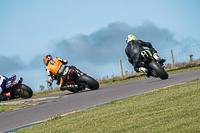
[
  {"xmin": 12, "ymin": 84, "xmax": 33, "ymax": 99},
  {"xmin": 79, "ymin": 75, "xmax": 99, "ymax": 90},
  {"xmin": 149, "ymin": 60, "xmax": 168, "ymax": 80}
]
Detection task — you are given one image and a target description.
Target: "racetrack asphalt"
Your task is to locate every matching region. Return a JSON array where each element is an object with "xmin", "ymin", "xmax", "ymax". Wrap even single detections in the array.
[{"xmin": 0, "ymin": 69, "xmax": 200, "ymax": 132}]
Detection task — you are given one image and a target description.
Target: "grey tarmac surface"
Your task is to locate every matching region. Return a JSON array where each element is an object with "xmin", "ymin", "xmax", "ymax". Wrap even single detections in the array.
[{"xmin": 0, "ymin": 70, "xmax": 200, "ymax": 132}]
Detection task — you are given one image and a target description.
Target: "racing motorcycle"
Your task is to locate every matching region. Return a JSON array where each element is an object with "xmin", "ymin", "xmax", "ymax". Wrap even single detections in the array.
[
  {"xmin": 49, "ymin": 66, "xmax": 99, "ymax": 93},
  {"xmin": 1, "ymin": 75, "xmax": 33, "ymax": 101},
  {"xmin": 140, "ymin": 50, "xmax": 168, "ymax": 80}
]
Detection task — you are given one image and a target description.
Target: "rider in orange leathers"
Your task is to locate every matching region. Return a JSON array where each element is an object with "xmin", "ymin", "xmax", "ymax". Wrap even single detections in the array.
[{"xmin": 43, "ymin": 55, "xmax": 83, "ymax": 91}]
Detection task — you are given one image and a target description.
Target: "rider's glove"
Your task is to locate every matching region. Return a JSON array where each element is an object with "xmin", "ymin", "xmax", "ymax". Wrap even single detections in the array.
[
  {"xmin": 150, "ymin": 48, "xmax": 157, "ymax": 53},
  {"xmin": 47, "ymin": 80, "xmax": 52, "ymax": 86},
  {"xmin": 147, "ymin": 42, "xmax": 151, "ymax": 45}
]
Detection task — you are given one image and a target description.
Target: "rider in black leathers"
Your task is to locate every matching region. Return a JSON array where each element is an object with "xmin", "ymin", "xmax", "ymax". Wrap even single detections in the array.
[{"xmin": 125, "ymin": 34, "xmax": 165, "ymax": 76}]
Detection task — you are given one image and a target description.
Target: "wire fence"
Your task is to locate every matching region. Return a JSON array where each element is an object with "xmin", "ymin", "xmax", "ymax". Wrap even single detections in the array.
[{"xmin": 24, "ymin": 45, "xmax": 200, "ymax": 92}]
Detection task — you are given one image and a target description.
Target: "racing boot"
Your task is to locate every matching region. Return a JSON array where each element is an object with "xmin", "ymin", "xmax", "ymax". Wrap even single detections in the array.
[
  {"xmin": 78, "ymin": 84, "xmax": 86, "ymax": 91},
  {"xmin": 139, "ymin": 67, "xmax": 150, "ymax": 78},
  {"xmin": 60, "ymin": 84, "xmax": 78, "ymax": 91},
  {"xmin": 153, "ymin": 53, "xmax": 166, "ymax": 63},
  {"xmin": 0, "ymin": 95, "xmax": 8, "ymax": 100}
]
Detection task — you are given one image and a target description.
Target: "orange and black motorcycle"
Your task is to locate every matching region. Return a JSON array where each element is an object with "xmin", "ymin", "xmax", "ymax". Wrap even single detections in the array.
[
  {"xmin": 49, "ymin": 66, "xmax": 99, "ymax": 93},
  {"xmin": 1, "ymin": 76, "xmax": 33, "ymax": 101}
]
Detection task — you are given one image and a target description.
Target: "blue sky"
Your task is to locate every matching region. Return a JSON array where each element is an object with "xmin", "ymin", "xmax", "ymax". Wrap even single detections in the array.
[{"xmin": 0, "ymin": 0, "xmax": 200, "ymax": 80}]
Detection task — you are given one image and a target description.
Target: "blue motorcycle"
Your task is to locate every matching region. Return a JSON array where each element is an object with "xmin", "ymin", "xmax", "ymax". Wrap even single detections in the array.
[{"xmin": 1, "ymin": 75, "xmax": 33, "ymax": 100}]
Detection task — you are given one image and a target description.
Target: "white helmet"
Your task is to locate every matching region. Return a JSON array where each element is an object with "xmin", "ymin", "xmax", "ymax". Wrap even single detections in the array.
[{"xmin": 126, "ymin": 34, "xmax": 136, "ymax": 44}]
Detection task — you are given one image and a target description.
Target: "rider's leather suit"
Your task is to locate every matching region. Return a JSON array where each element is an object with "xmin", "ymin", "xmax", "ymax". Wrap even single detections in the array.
[{"xmin": 125, "ymin": 40, "xmax": 157, "ymax": 72}]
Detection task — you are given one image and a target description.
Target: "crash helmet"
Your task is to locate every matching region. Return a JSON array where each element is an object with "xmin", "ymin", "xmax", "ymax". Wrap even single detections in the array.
[
  {"xmin": 126, "ymin": 34, "xmax": 136, "ymax": 44},
  {"xmin": 43, "ymin": 55, "xmax": 53, "ymax": 66}
]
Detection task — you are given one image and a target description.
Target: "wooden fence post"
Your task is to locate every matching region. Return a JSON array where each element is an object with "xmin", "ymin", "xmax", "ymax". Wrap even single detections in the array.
[
  {"xmin": 189, "ymin": 54, "xmax": 193, "ymax": 62},
  {"xmin": 170, "ymin": 50, "xmax": 175, "ymax": 67},
  {"xmin": 119, "ymin": 59, "xmax": 123, "ymax": 77}
]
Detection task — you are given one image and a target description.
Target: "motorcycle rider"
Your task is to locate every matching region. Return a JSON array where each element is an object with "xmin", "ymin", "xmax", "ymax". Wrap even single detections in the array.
[
  {"xmin": 125, "ymin": 34, "xmax": 165, "ymax": 77},
  {"xmin": 43, "ymin": 55, "xmax": 84, "ymax": 91},
  {"xmin": 0, "ymin": 75, "xmax": 16, "ymax": 100}
]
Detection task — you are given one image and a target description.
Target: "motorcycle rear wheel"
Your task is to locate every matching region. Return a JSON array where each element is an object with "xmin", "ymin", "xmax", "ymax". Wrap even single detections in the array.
[
  {"xmin": 149, "ymin": 60, "xmax": 168, "ymax": 80},
  {"xmin": 79, "ymin": 75, "xmax": 99, "ymax": 90},
  {"xmin": 12, "ymin": 84, "xmax": 33, "ymax": 99}
]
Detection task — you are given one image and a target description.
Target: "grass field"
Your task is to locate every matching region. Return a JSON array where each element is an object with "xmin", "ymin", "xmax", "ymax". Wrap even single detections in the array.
[{"xmin": 16, "ymin": 79, "xmax": 200, "ymax": 133}]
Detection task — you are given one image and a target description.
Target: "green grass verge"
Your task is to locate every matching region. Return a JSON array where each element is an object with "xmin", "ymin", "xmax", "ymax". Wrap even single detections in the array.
[
  {"xmin": 0, "ymin": 104, "xmax": 22, "ymax": 113},
  {"xmin": 16, "ymin": 79, "xmax": 200, "ymax": 133}
]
